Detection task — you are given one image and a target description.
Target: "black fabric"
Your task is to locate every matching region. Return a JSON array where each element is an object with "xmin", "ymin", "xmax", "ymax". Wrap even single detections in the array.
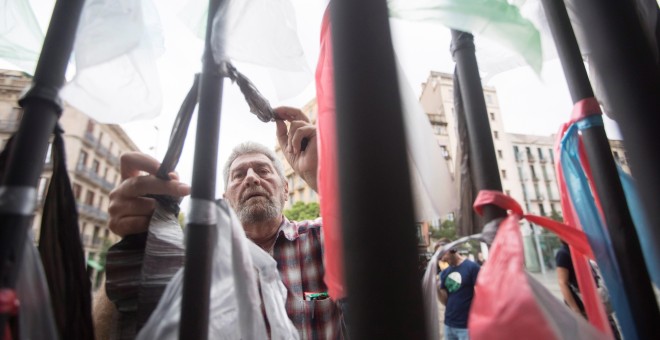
[
  {"xmin": 453, "ymin": 70, "xmax": 481, "ymax": 237},
  {"xmin": 38, "ymin": 128, "xmax": 95, "ymax": 339}
]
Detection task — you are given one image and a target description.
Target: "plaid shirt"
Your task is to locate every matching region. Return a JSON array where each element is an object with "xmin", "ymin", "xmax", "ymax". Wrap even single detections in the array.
[{"xmin": 271, "ymin": 217, "xmax": 342, "ymax": 339}]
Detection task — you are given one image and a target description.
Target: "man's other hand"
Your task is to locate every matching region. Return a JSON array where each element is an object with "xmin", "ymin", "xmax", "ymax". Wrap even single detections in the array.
[
  {"xmin": 108, "ymin": 152, "xmax": 191, "ymax": 237},
  {"xmin": 274, "ymin": 106, "xmax": 318, "ymax": 192}
]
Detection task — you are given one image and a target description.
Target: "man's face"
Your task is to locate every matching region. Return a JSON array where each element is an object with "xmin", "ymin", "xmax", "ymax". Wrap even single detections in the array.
[
  {"xmin": 224, "ymin": 153, "xmax": 288, "ymax": 225},
  {"xmin": 441, "ymin": 250, "xmax": 458, "ymax": 266}
]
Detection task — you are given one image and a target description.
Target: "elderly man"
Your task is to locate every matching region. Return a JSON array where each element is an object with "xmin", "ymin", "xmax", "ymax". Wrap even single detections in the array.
[{"xmin": 105, "ymin": 107, "xmax": 341, "ymax": 339}]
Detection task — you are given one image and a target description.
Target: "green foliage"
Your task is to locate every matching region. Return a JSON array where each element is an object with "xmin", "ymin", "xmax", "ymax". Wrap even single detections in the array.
[
  {"xmin": 430, "ymin": 219, "xmax": 457, "ymax": 241},
  {"xmin": 284, "ymin": 201, "xmax": 320, "ymax": 221},
  {"xmin": 178, "ymin": 211, "xmax": 185, "ymax": 228},
  {"xmin": 549, "ymin": 210, "xmax": 563, "ymax": 222}
]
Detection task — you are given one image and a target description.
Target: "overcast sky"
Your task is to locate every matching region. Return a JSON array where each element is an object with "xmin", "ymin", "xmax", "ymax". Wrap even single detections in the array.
[{"xmin": 17, "ymin": 0, "xmax": 622, "ymax": 198}]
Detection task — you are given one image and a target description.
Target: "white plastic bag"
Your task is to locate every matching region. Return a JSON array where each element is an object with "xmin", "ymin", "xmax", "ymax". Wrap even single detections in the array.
[
  {"xmin": 137, "ymin": 200, "xmax": 298, "ymax": 339},
  {"xmin": 61, "ymin": 0, "xmax": 164, "ymax": 123}
]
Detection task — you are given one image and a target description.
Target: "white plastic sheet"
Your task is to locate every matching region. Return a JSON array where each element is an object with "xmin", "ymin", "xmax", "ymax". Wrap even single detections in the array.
[
  {"xmin": 0, "ymin": 0, "xmax": 44, "ymax": 73},
  {"xmin": 137, "ymin": 200, "xmax": 298, "ymax": 340},
  {"xmin": 182, "ymin": 0, "xmax": 312, "ymax": 99},
  {"xmin": 61, "ymin": 0, "xmax": 164, "ymax": 124}
]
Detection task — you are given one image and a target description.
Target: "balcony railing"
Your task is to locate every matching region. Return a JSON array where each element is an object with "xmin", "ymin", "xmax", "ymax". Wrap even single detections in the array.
[
  {"xmin": 75, "ymin": 164, "xmax": 115, "ymax": 192},
  {"xmin": 0, "ymin": 120, "xmax": 19, "ymax": 133},
  {"xmin": 527, "ymin": 154, "xmax": 536, "ymax": 163},
  {"xmin": 77, "ymin": 202, "xmax": 109, "ymax": 222}
]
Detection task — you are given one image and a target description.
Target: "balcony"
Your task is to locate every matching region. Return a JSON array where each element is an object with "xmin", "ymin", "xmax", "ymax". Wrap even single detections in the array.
[
  {"xmin": 514, "ymin": 152, "xmax": 524, "ymax": 163},
  {"xmin": 527, "ymin": 155, "xmax": 536, "ymax": 163},
  {"xmin": 531, "ymin": 175, "xmax": 540, "ymax": 182},
  {"xmin": 539, "ymin": 157, "xmax": 547, "ymax": 164},
  {"xmin": 530, "ymin": 195, "xmax": 545, "ymax": 202},
  {"xmin": 0, "ymin": 120, "xmax": 19, "ymax": 133},
  {"xmin": 83, "ymin": 131, "xmax": 96, "ymax": 146},
  {"xmin": 75, "ymin": 164, "xmax": 115, "ymax": 192},
  {"xmin": 77, "ymin": 202, "xmax": 109, "ymax": 222}
]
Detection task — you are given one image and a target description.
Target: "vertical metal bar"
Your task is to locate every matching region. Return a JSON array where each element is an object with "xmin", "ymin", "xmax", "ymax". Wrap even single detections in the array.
[
  {"xmin": 330, "ymin": 0, "xmax": 427, "ymax": 338},
  {"xmin": 178, "ymin": 0, "xmax": 225, "ymax": 338},
  {"xmin": 450, "ymin": 30, "xmax": 507, "ymax": 225},
  {"xmin": 540, "ymin": 0, "xmax": 660, "ymax": 338},
  {"xmin": 0, "ymin": 0, "xmax": 85, "ymax": 338}
]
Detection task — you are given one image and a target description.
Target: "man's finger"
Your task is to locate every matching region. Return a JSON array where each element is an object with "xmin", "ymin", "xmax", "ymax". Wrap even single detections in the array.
[
  {"xmin": 118, "ymin": 176, "xmax": 191, "ymax": 198},
  {"xmin": 108, "ymin": 197, "xmax": 157, "ymax": 219},
  {"xmin": 276, "ymin": 119, "xmax": 289, "ymax": 151},
  {"xmin": 120, "ymin": 152, "xmax": 161, "ymax": 181},
  {"xmin": 287, "ymin": 120, "xmax": 309, "ymax": 153},
  {"xmin": 290, "ymin": 125, "xmax": 316, "ymax": 155},
  {"xmin": 109, "ymin": 215, "xmax": 151, "ymax": 237},
  {"xmin": 273, "ymin": 106, "xmax": 310, "ymax": 123}
]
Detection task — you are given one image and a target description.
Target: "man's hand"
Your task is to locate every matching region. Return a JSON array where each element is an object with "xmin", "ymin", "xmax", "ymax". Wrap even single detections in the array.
[
  {"xmin": 108, "ymin": 152, "xmax": 191, "ymax": 237},
  {"xmin": 274, "ymin": 106, "xmax": 318, "ymax": 192}
]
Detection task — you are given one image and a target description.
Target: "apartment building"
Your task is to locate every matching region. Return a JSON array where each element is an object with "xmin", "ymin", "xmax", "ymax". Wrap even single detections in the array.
[{"xmin": 0, "ymin": 69, "xmax": 140, "ymax": 286}]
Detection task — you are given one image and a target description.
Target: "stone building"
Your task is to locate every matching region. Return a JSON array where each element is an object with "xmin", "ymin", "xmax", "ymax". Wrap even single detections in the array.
[{"xmin": 0, "ymin": 69, "xmax": 141, "ymax": 287}]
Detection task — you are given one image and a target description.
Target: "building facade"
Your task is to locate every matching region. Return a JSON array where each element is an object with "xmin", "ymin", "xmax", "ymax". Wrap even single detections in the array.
[
  {"xmin": 0, "ymin": 69, "xmax": 141, "ymax": 287},
  {"xmin": 419, "ymin": 71, "xmax": 630, "ymax": 271}
]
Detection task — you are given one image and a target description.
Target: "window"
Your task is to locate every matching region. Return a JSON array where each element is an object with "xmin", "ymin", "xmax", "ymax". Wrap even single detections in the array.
[
  {"xmin": 92, "ymin": 226, "xmax": 101, "ymax": 246},
  {"xmin": 489, "ymin": 112, "xmax": 495, "ymax": 120},
  {"xmin": 548, "ymin": 148, "xmax": 554, "ymax": 163},
  {"xmin": 514, "ymin": 146, "xmax": 520, "ymax": 161},
  {"xmin": 440, "ymin": 145, "xmax": 450, "ymax": 159},
  {"xmin": 505, "ymin": 190, "xmax": 511, "ymax": 196},
  {"xmin": 432, "ymin": 122, "xmax": 448, "ymax": 135},
  {"xmin": 98, "ymin": 132, "xmax": 104, "ymax": 144},
  {"xmin": 92, "ymin": 159, "xmax": 100, "ymax": 174},
  {"xmin": 72, "ymin": 183, "xmax": 82, "ymax": 200},
  {"xmin": 529, "ymin": 165, "xmax": 537, "ymax": 179},
  {"xmin": 537, "ymin": 148, "xmax": 544, "ymax": 160},
  {"xmin": 98, "ymin": 196, "xmax": 104, "ymax": 210},
  {"xmin": 85, "ymin": 190, "xmax": 95, "ymax": 205},
  {"xmin": 86, "ymin": 120, "xmax": 95, "ymax": 133},
  {"xmin": 78, "ymin": 151, "xmax": 88, "ymax": 169},
  {"xmin": 501, "ymin": 169, "xmax": 507, "ymax": 179},
  {"xmin": 485, "ymin": 94, "xmax": 493, "ymax": 104},
  {"xmin": 493, "ymin": 131, "xmax": 499, "ymax": 139},
  {"xmin": 103, "ymin": 167, "xmax": 109, "ymax": 180},
  {"xmin": 613, "ymin": 151, "xmax": 620, "ymax": 161},
  {"xmin": 497, "ymin": 149, "xmax": 503, "ymax": 159},
  {"xmin": 538, "ymin": 204, "xmax": 546, "ymax": 216},
  {"xmin": 526, "ymin": 147, "xmax": 532, "ymax": 158}
]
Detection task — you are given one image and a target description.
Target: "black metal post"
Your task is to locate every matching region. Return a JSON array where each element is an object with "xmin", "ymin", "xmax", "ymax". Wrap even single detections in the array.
[
  {"xmin": 570, "ymin": 1, "xmax": 660, "ymax": 279},
  {"xmin": 178, "ymin": 0, "xmax": 225, "ymax": 339},
  {"xmin": 450, "ymin": 30, "xmax": 507, "ymax": 225},
  {"xmin": 0, "ymin": 0, "xmax": 85, "ymax": 338},
  {"xmin": 330, "ymin": 0, "xmax": 427, "ymax": 338},
  {"xmin": 540, "ymin": 0, "xmax": 660, "ymax": 337}
]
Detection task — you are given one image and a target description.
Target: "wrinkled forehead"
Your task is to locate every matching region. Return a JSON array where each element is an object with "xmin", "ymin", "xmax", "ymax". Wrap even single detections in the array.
[{"xmin": 229, "ymin": 153, "xmax": 275, "ymax": 173}]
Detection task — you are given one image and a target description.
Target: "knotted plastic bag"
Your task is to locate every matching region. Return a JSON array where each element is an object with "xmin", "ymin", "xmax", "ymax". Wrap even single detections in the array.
[
  {"xmin": 468, "ymin": 191, "xmax": 605, "ymax": 340},
  {"xmin": 136, "ymin": 200, "xmax": 298, "ymax": 339}
]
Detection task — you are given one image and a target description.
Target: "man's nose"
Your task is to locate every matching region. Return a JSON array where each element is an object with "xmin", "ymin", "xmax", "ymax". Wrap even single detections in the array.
[{"xmin": 244, "ymin": 168, "xmax": 261, "ymax": 185}]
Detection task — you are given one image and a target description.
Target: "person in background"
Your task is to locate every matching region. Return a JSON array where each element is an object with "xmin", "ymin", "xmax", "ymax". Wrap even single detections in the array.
[{"xmin": 437, "ymin": 246, "xmax": 481, "ymax": 340}]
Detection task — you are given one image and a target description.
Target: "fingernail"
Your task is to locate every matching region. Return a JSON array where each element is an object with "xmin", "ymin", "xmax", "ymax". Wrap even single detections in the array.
[{"xmin": 178, "ymin": 183, "xmax": 191, "ymax": 196}]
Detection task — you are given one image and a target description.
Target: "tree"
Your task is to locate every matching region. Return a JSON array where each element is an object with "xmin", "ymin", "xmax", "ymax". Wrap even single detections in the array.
[
  {"xmin": 284, "ymin": 201, "xmax": 320, "ymax": 221},
  {"xmin": 430, "ymin": 219, "xmax": 457, "ymax": 241}
]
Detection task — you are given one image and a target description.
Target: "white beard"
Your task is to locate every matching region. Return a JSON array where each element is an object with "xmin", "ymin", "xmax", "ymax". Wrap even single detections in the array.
[{"xmin": 236, "ymin": 196, "xmax": 282, "ymax": 224}]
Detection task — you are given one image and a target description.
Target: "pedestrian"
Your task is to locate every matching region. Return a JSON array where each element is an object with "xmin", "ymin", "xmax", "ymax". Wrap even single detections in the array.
[
  {"xmin": 100, "ymin": 106, "xmax": 344, "ymax": 339},
  {"xmin": 438, "ymin": 245, "xmax": 481, "ymax": 340}
]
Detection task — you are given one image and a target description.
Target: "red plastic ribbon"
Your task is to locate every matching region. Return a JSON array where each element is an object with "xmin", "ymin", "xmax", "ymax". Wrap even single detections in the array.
[
  {"xmin": 315, "ymin": 5, "xmax": 346, "ymax": 300},
  {"xmin": 571, "ymin": 97, "xmax": 602, "ymax": 122},
  {"xmin": 474, "ymin": 190, "xmax": 594, "ymax": 259},
  {"xmin": 0, "ymin": 289, "xmax": 19, "ymax": 315}
]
